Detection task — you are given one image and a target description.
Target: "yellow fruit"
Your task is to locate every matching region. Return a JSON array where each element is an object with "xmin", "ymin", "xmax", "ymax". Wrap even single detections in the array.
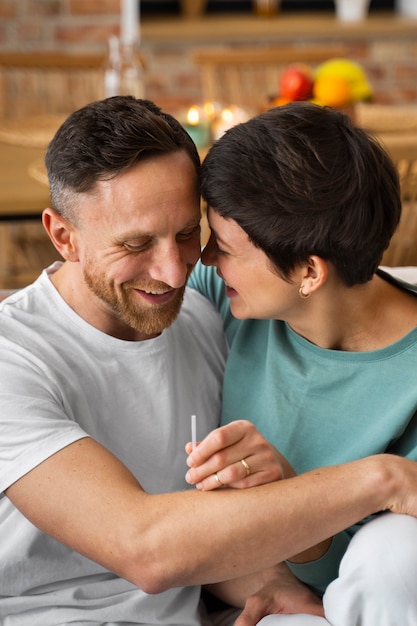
[
  {"xmin": 313, "ymin": 75, "xmax": 352, "ymax": 109},
  {"xmin": 350, "ymin": 80, "xmax": 373, "ymax": 102},
  {"xmin": 314, "ymin": 58, "xmax": 373, "ymax": 102}
]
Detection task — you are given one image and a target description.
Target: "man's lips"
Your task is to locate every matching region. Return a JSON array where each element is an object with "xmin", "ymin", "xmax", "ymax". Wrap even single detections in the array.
[{"xmin": 134, "ymin": 288, "xmax": 177, "ymax": 304}]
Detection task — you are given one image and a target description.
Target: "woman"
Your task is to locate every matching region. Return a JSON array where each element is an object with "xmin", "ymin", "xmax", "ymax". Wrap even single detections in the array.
[{"xmin": 187, "ymin": 102, "xmax": 417, "ymax": 626}]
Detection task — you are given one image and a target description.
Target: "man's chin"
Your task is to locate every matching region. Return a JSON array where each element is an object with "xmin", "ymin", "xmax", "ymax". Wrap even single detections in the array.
[{"xmin": 123, "ymin": 290, "xmax": 185, "ymax": 335}]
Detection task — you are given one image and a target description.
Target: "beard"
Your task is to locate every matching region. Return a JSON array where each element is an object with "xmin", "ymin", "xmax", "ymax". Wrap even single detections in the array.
[{"xmin": 83, "ymin": 261, "xmax": 186, "ymax": 337}]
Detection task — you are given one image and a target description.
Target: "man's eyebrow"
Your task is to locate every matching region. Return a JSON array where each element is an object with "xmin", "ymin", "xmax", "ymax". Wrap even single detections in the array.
[
  {"xmin": 118, "ymin": 219, "xmax": 201, "ymax": 242},
  {"xmin": 119, "ymin": 231, "xmax": 150, "ymax": 241},
  {"xmin": 181, "ymin": 219, "xmax": 201, "ymax": 230}
]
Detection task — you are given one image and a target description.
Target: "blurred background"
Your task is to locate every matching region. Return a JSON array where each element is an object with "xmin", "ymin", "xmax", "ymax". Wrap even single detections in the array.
[
  {"xmin": 0, "ymin": 0, "xmax": 415, "ymax": 109},
  {"xmin": 0, "ymin": 0, "xmax": 416, "ymax": 289}
]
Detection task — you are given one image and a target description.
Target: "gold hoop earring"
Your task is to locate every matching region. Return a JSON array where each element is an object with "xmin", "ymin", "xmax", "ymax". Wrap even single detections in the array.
[{"xmin": 299, "ymin": 286, "xmax": 311, "ymax": 299}]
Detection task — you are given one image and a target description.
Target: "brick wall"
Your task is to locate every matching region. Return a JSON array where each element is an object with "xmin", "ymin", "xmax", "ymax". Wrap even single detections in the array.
[
  {"xmin": 0, "ymin": 1, "xmax": 120, "ymax": 54},
  {"xmin": 0, "ymin": 0, "xmax": 416, "ymax": 109}
]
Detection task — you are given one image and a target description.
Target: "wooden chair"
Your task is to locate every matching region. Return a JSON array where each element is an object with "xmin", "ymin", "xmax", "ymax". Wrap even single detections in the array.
[
  {"xmin": 192, "ymin": 44, "xmax": 348, "ymax": 112},
  {"xmin": 354, "ymin": 106, "xmax": 417, "ymax": 266},
  {"xmin": 0, "ymin": 47, "xmax": 143, "ymax": 289},
  {"xmin": 377, "ymin": 134, "xmax": 417, "ymax": 266},
  {"xmin": 0, "ymin": 51, "xmax": 109, "ymax": 288},
  {"xmin": 0, "ymin": 51, "xmax": 106, "ymax": 119},
  {"xmin": 0, "ymin": 221, "xmax": 61, "ymax": 289}
]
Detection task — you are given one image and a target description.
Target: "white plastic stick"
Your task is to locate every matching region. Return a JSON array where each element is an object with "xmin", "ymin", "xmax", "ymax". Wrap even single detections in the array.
[{"xmin": 191, "ymin": 414, "xmax": 197, "ymax": 451}]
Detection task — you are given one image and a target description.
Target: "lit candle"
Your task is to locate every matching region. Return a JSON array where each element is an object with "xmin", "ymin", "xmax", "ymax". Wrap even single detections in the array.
[
  {"xmin": 212, "ymin": 105, "xmax": 250, "ymax": 141},
  {"xmin": 121, "ymin": 0, "xmax": 139, "ymax": 44},
  {"xmin": 182, "ymin": 105, "xmax": 212, "ymax": 149}
]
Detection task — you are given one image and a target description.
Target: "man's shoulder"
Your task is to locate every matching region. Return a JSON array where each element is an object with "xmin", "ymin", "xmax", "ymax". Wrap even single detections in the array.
[
  {"xmin": 174, "ymin": 287, "xmax": 225, "ymax": 344},
  {"xmin": 182, "ymin": 286, "xmax": 223, "ymax": 325},
  {"xmin": 162, "ymin": 287, "xmax": 227, "ymax": 368}
]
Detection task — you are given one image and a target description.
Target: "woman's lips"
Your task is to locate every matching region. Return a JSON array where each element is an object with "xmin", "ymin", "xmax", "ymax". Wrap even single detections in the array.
[{"xmin": 225, "ymin": 285, "xmax": 238, "ymax": 298}]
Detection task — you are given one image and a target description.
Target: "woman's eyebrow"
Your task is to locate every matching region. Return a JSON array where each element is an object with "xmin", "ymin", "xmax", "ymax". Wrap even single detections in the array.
[{"xmin": 210, "ymin": 227, "xmax": 229, "ymax": 248}]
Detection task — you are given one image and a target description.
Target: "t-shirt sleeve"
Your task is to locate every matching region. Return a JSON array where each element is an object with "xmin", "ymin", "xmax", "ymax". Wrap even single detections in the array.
[
  {"xmin": 0, "ymin": 337, "xmax": 89, "ymax": 492},
  {"xmin": 188, "ymin": 261, "xmax": 237, "ymax": 334},
  {"xmin": 188, "ymin": 261, "xmax": 225, "ymax": 307}
]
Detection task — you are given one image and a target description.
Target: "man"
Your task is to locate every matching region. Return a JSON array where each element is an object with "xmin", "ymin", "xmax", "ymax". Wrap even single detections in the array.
[{"xmin": 0, "ymin": 96, "xmax": 417, "ymax": 626}]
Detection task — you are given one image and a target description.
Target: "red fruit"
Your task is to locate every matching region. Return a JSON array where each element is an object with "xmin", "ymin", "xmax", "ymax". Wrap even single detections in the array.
[{"xmin": 279, "ymin": 65, "xmax": 314, "ymax": 101}]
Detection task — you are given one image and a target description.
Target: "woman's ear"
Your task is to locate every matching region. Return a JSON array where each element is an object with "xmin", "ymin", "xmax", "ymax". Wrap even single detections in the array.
[
  {"xmin": 299, "ymin": 255, "xmax": 328, "ymax": 297},
  {"xmin": 42, "ymin": 208, "xmax": 79, "ymax": 262}
]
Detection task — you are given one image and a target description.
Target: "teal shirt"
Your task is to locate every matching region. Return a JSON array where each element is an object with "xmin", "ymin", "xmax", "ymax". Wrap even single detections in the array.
[{"xmin": 189, "ymin": 263, "xmax": 417, "ymax": 593}]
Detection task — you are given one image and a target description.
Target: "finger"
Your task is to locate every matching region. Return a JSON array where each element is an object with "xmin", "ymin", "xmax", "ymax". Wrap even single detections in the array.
[
  {"xmin": 187, "ymin": 421, "xmax": 271, "ymax": 478},
  {"xmin": 191, "ymin": 456, "xmax": 286, "ymax": 491},
  {"xmin": 209, "ymin": 457, "xmax": 254, "ymax": 486},
  {"xmin": 189, "ymin": 470, "xmax": 227, "ymax": 492},
  {"xmin": 184, "ymin": 441, "xmax": 200, "ymax": 455},
  {"xmin": 235, "ymin": 596, "xmax": 272, "ymax": 626},
  {"xmin": 186, "ymin": 443, "xmax": 286, "ymax": 487},
  {"xmin": 186, "ymin": 454, "xmax": 254, "ymax": 489},
  {"xmin": 197, "ymin": 462, "xmax": 260, "ymax": 491},
  {"xmin": 187, "ymin": 421, "xmax": 252, "ymax": 467}
]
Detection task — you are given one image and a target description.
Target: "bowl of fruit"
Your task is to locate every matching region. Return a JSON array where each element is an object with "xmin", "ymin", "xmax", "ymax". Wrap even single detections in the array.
[{"xmin": 269, "ymin": 58, "xmax": 373, "ymax": 110}]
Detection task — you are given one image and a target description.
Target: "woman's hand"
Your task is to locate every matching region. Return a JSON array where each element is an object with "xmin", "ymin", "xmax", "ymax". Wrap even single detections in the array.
[{"xmin": 185, "ymin": 420, "xmax": 295, "ymax": 490}]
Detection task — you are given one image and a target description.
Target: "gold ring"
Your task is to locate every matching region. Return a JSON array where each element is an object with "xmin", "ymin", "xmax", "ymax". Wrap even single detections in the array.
[
  {"xmin": 214, "ymin": 472, "xmax": 224, "ymax": 487},
  {"xmin": 241, "ymin": 458, "xmax": 251, "ymax": 477}
]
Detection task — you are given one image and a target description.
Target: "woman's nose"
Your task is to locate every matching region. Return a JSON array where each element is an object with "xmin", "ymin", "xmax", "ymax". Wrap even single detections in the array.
[{"xmin": 201, "ymin": 232, "xmax": 217, "ymax": 266}]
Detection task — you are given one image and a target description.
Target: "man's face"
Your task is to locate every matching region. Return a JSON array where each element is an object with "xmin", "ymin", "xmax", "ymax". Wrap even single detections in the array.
[{"xmin": 70, "ymin": 151, "xmax": 201, "ymax": 340}]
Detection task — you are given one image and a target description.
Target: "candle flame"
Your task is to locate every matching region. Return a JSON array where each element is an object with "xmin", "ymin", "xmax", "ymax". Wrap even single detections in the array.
[
  {"xmin": 203, "ymin": 102, "xmax": 217, "ymax": 120},
  {"xmin": 187, "ymin": 106, "xmax": 200, "ymax": 126},
  {"xmin": 221, "ymin": 108, "xmax": 234, "ymax": 123}
]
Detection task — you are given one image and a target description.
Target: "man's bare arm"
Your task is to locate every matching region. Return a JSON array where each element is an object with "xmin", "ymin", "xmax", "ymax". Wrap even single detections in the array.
[{"xmin": 6, "ymin": 436, "xmax": 417, "ymax": 594}]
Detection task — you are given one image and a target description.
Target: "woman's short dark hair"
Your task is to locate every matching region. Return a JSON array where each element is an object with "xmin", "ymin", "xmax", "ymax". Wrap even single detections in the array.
[
  {"xmin": 201, "ymin": 102, "xmax": 401, "ymax": 286},
  {"xmin": 45, "ymin": 96, "xmax": 200, "ymax": 221}
]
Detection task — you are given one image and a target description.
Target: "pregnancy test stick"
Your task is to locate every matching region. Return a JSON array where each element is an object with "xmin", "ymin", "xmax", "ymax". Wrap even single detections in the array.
[{"xmin": 191, "ymin": 414, "xmax": 197, "ymax": 451}]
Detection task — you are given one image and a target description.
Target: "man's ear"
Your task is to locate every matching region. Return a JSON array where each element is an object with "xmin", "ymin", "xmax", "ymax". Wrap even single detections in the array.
[{"xmin": 42, "ymin": 208, "xmax": 79, "ymax": 262}]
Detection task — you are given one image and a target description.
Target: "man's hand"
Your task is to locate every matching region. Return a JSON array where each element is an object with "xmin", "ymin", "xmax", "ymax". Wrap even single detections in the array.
[
  {"xmin": 185, "ymin": 420, "xmax": 295, "ymax": 490},
  {"xmin": 235, "ymin": 564, "xmax": 324, "ymax": 626}
]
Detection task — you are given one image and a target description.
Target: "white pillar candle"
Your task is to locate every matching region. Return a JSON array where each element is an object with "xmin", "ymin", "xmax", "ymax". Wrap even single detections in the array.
[
  {"xmin": 334, "ymin": 0, "xmax": 370, "ymax": 22},
  {"xmin": 120, "ymin": 0, "xmax": 139, "ymax": 44}
]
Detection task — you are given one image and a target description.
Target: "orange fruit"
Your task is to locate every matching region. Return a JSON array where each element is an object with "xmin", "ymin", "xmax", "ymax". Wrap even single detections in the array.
[
  {"xmin": 313, "ymin": 75, "xmax": 352, "ymax": 109},
  {"xmin": 271, "ymin": 96, "xmax": 291, "ymax": 106}
]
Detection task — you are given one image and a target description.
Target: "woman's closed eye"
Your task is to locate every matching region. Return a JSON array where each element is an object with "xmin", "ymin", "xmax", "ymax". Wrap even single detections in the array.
[{"xmin": 211, "ymin": 237, "xmax": 228, "ymax": 256}]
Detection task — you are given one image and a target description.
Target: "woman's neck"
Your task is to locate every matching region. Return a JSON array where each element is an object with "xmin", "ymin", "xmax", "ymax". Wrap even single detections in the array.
[{"xmin": 289, "ymin": 274, "xmax": 417, "ymax": 352}]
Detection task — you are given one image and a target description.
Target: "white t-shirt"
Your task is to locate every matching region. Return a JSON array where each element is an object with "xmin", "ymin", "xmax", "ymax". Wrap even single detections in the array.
[{"xmin": 0, "ymin": 264, "xmax": 228, "ymax": 626}]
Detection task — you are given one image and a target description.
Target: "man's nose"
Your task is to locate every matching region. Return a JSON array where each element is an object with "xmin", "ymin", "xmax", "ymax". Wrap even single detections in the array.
[{"xmin": 149, "ymin": 242, "xmax": 198, "ymax": 288}]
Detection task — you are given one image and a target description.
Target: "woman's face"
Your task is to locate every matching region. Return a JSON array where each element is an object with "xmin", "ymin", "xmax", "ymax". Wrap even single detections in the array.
[{"xmin": 202, "ymin": 207, "xmax": 300, "ymax": 321}]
